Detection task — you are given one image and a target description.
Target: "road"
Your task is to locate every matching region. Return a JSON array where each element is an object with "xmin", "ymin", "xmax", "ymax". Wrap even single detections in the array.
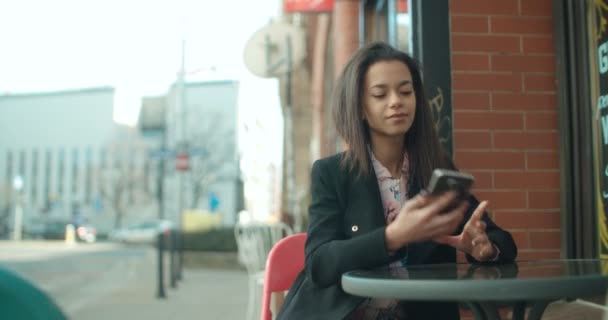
[
  {"xmin": 0, "ymin": 240, "xmax": 250, "ymax": 319},
  {"xmin": 0, "ymin": 241, "xmax": 151, "ymax": 316}
]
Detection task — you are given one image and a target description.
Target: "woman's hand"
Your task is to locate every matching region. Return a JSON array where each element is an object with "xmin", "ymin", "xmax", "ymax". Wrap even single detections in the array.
[
  {"xmin": 384, "ymin": 191, "xmax": 468, "ymax": 251},
  {"xmin": 434, "ymin": 201, "xmax": 498, "ymax": 261}
]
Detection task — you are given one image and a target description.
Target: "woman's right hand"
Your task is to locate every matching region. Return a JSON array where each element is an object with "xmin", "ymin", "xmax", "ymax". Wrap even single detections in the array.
[{"xmin": 384, "ymin": 192, "xmax": 468, "ymax": 251}]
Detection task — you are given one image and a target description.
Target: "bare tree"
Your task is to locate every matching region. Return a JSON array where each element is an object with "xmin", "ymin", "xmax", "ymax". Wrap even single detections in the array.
[
  {"xmin": 186, "ymin": 112, "xmax": 235, "ymax": 209},
  {"xmin": 0, "ymin": 184, "xmax": 10, "ymax": 236},
  {"xmin": 98, "ymin": 126, "xmax": 150, "ymax": 228}
]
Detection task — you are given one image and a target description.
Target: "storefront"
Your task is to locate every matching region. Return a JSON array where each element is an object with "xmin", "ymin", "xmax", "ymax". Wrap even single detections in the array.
[
  {"xmin": 555, "ymin": 0, "xmax": 607, "ymax": 259},
  {"xmin": 282, "ymin": 0, "xmax": 569, "ymax": 261}
]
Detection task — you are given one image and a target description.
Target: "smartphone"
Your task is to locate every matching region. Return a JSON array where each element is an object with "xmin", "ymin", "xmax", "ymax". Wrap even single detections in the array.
[{"xmin": 426, "ymin": 169, "xmax": 475, "ymax": 200}]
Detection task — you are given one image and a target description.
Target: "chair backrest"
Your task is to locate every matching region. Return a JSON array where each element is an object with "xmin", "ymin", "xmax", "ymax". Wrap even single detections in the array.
[
  {"xmin": 260, "ymin": 233, "xmax": 307, "ymax": 320},
  {"xmin": 234, "ymin": 222, "xmax": 293, "ymax": 274}
]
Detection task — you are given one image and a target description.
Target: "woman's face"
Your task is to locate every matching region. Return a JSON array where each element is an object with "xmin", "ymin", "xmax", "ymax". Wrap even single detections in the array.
[{"xmin": 362, "ymin": 60, "xmax": 416, "ymax": 140}]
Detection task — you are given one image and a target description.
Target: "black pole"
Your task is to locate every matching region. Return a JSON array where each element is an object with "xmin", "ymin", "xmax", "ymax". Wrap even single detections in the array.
[
  {"xmin": 177, "ymin": 230, "xmax": 183, "ymax": 281},
  {"xmin": 156, "ymin": 133, "xmax": 167, "ymax": 299},
  {"xmin": 170, "ymin": 229, "xmax": 177, "ymax": 288}
]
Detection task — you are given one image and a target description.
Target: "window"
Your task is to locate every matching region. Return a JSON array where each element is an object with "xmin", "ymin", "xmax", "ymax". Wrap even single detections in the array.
[
  {"xmin": 72, "ymin": 148, "xmax": 79, "ymax": 194},
  {"xmin": 85, "ymin": 147, "xmax": 93, "ymax": 204},
  {"xmin": 31, "ymin": 149, "xmax": 38, "ymax": 204},
  {"xmin": 58, "ymin": 148, "xmax": 65, "ymax": 196},
  {"xmin": 44, "ymin": 149, "xmax": 52, "ymax": 210}
]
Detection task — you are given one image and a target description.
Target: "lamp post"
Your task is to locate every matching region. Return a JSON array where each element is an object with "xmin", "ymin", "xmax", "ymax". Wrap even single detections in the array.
[{"xmin": 12, "ymin": 175, "xmax": 24, "ymax": 241}]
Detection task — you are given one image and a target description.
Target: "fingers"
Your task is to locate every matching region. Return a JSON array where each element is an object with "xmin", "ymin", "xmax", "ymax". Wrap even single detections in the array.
[
  {"xmin": 471, "ymin": 233, "xmax": 489, "ymax": 247},
  {"xmin": 466, "ymin": 220, "xmax": 487, "ymax": 238},
  {"xmin": 434, "ymin": 235, "xmax": 459, "ymax": 247},
  {"xmin": 471, "ymin": 234, "xmax": 493, "ymax": 259},
  {"xmin": 424, "ymin": 191, "xmax": 460, "ymax": 214},
  {"xmin": 476, "ymin": 243, "xmax": 495, "ymax": 260},
  {"xmin": 432, "ymin": 201, "xmax": 468, "ymax": 236},
  {"xmin": 470, "ymin": 201, "xmax": 489, "ymax": 223},
  {"xmin": 403, "ymin": 193, "xmax": 431, "ymax": 212},
  {"xmin": 386, "ymin": 210, "xmax": 398, "ymax": 224}
]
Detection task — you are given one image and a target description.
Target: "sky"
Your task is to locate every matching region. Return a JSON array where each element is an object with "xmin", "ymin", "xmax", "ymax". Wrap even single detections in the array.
[{"xmin": 0, "ymin": 0, "xmax": 284, "ymax": 165}]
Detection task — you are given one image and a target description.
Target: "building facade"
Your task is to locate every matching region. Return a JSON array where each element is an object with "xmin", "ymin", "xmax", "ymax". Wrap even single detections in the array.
[
  {"xmin": 159, "ymin": 80, "xmax": 244, "ymax": 226},
  {"xmin": 275, "ymin": 0, "xmax": 608, "ymax": 263},
  {"xmin": 0, "ymin": 87, "xmax": 152, "ymax": 236}
]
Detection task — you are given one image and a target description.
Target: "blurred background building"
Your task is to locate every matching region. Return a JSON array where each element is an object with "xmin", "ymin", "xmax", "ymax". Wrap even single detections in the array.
[
  {"xmin": 0, "ymin": 87, "xmax": 153, "ymax": 236},
  {"xmin": 0, "ymin": 0, "xmax": 605, "ymax": 263},
  {"xmin": 162, "ymin": 80, "xmax": 244, "ymax": 226}
]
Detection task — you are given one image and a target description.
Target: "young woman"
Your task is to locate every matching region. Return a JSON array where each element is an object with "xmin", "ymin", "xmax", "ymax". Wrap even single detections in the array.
[{"xmin": 276, "ymin": 42, "xmax": 517, "ymax": 320}]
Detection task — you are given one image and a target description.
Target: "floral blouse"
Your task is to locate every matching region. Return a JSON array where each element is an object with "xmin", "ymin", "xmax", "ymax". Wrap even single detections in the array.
[{"xmin": 348, "ymin": 149, "xmax": 410, "ymax": 320}]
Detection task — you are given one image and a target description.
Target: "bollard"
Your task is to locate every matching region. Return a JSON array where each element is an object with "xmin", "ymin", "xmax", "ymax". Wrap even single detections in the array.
[
  {"xmin": 157, "ymin": 232, "xmax": 166, "ymax": 299},
  {"xmin": 177, "ymin": 229, "xmax": 183, "ymax": 281},
  {"xmin": 64, "ymin": 224, "xmax": 76, "ymax": 245},
  {"xmin": 170, "ymin": 229, "xmax": 177, "ymax": 289}
]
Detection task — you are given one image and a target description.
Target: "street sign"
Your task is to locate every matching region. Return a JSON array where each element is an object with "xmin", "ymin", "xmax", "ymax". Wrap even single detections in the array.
[
  {"xmin": 209, "ymin": 192, "xmax": 220, "ymax": 212},
  {"xmin": 175, "ymin": 153, "xmax": 189, "ymax": 171},
  {"xmin": 149, "ymin": 149, "xmax": 175, "ymax": 159}
]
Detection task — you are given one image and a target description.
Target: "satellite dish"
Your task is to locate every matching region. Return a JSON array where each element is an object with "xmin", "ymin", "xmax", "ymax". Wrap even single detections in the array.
[{"xmin": 243, "ymin": 21, "xmax": 307, "ymax": 78}]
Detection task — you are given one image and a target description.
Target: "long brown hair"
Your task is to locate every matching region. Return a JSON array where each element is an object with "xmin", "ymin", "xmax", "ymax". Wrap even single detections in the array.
[{"xmin": 332, "ymin": 41, "xmax": 448, "ymax": 192}]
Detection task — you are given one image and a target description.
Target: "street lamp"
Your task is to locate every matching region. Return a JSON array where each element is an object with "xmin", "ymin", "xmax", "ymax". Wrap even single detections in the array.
[{"xmin": 12, "ymin": 175, "xmax": 24, "ymax": 241}]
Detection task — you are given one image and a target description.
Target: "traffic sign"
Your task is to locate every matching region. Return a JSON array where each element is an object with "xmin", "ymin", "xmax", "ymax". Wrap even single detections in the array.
[
  {"xmin": 176, "ymin": 153, "xmax": 189, "ymax": 171},
  {"xmin": 149, "ymin": 149, "xmax": 175, "ymax": 159}
]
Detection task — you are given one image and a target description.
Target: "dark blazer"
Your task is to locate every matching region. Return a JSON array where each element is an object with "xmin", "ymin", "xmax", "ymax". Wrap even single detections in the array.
[{"xmin": 276, "ymin": 153, "xmax": 517, "ymax": 320}]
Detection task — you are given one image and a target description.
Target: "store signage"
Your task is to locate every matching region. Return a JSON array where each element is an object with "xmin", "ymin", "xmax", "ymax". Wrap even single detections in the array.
[
  {"xmin": 284, "ymin": 0, "xmax": 333, "ymax": 12},
  {"xmin": 594, "ymin": 0, "xmax": 608, "ymax": 258}
]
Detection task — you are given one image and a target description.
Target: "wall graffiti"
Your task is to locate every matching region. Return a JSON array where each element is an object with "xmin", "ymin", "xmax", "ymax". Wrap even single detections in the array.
[
  {"xmin": 427, "ymin": 87, "xmax": 452, "ymax": 154},
  {"xmin": 593, "ymin": 0, "xmax": 608, "ymax": 258}
]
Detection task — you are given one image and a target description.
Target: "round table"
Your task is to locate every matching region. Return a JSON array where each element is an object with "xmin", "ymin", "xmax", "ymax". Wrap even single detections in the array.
[{"xmin": 342, "ymin": 259, "xmax": 608, "ymax": 320}]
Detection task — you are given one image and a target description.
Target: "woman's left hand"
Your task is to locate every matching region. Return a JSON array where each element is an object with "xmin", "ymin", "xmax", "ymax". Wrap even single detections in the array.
[{"xmin": 434, "ymin": 200, "xmax": 498, "ymax": 261}]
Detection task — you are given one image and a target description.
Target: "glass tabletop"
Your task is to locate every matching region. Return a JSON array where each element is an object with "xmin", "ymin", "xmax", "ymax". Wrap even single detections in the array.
[{"xmin": 341, "ymin": 259, "xmax": 608, "ymax": 301}]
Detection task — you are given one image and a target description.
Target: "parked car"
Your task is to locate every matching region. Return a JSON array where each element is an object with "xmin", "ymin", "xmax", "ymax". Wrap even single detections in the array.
[
  {"xmin": 109, "ymin": 220, "xmax": 173, "ymax": 244},
  {"xmin": 40, "ymin": 220, "xmax": 96, "ymax": 243},
  {"xmin": 75, "ymin": 224, "xmax": 97, "ymax": 243}
]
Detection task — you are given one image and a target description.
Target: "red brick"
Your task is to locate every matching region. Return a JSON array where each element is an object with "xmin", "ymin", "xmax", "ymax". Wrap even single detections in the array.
[
  {"xmin": 475, "ymin": 190, "xmax": 528, "ymax": 210},
  {"xmin": 492, "ymin": 93, "xmax": 556, "ymax": 111},
  {"xmin": 521, "ymin": 0, "xmax": 553, "ymax": 17},
  {"xmin": 527, "ymin": 151, "xmax": 559, "ymax": 170},
  {"xmin": 529, "ymin": 191, "xmax": 560, "ymax": 209},
  {"xmin": 530, "ymin": 230, "xmax": 561, "ymax": 249},
  {"xmin": 517, "ymin": 250, "xmax": 561, "ymax": 260},
  {"xmin": 491, "ymin": 55, "xmax": 555, "ymax": 73},
  {"xmin": 452, "ymin": 35, "xmax": 521, "ymax": 53},
  {"xmin": 454, "ymin": 130, "xmax": 492, "ymax": 149},
  {"xmin": 454, "ymin": 111, "xmax": 523, "ymax": 130},
  {"xmin": 468, "ymin": 170, "xmax": 493, "ymax": 190},
  {"xmin": 453, "ymin": 92, "xmax": 490, "ymax": 110},
  {"xmin": 525, "ymin": 112, "xmax": 558, "ymax": 130},
  {"xmin": 456, "ymin": 151, "xmax": 525, "ymax": 170},
  {"xmin": 453, "ymin": 73, "xmax": 522, "ymax": 91},
  {"xmin": 524, "ymin": 74, "xmax": 556, "ymax": 92},
  {"xmin": 523, "ymin": 36, "xmax": 554, "ymax": 53},
  {"xmin": 453, "ymin": 53, "xmax": 490, "ymax": 71},
  {"xmin": 491, "ymin": 17, "xmax": 553, "ymax": 35},
  {"xmin": 493, "ymin": 131, "xmax": 558, "ymax": 150},
  {"xmin": 450, "ymin": 0, "xmax": 519, "ymax": 15},
  {"xmin": 493, "ymin": 210, "xmax": 561, "ymax": 229},
  {"xmin": 494, "ymin": 171, "xmax": 559, "ymax": 189},
  {"xmin": 451, "ymin": 16, "xmax": 489, "ymax": 33}
]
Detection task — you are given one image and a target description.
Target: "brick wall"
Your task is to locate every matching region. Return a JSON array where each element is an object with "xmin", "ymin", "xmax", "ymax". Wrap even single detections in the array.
[{"xmin": 449, "ymin": 0, "xmax": 561, "ymax": 260}]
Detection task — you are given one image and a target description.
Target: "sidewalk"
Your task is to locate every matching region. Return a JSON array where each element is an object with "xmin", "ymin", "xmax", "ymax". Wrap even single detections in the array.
[{"xmin": 71, "ymin": 251, "xmax": 250, "ymax": 320}]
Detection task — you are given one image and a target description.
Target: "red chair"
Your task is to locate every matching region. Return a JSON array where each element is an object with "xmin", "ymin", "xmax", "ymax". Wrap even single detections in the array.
[{"xmin": 260, "ymin": 233, "xmax": 307, "ymax": 320}]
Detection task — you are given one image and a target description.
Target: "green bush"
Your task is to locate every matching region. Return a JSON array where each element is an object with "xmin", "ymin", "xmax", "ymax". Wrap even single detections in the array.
[{"xmin": 182, "ymin": 226, "xmax": 237, "ymax": 252}]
